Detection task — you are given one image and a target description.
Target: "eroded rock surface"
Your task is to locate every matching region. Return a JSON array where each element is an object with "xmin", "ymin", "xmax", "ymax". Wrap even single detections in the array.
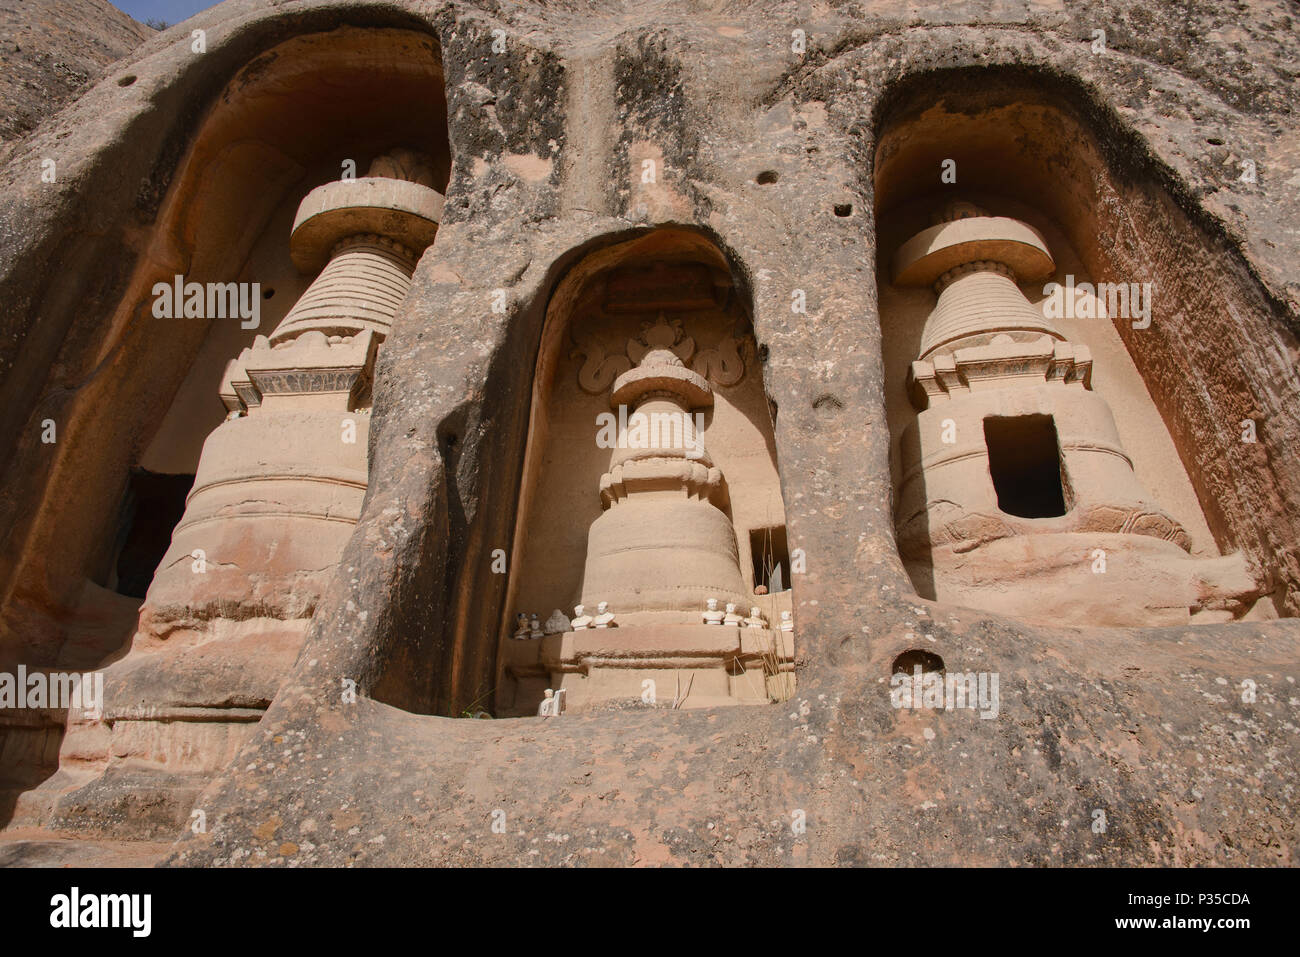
[
  {"xmin": 0, "ymin": 0, "xmax": 1296, "ymax": 867},
  {"xmin": 0, "ymin": 0, "xmax": 150, "ymax": 145}
]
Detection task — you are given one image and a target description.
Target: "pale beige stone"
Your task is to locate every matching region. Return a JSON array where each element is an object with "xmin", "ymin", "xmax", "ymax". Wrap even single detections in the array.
[
  {"xmin": 495, "ymin": 235, "xmax": 795, "ymax": 714},
  {"xmin": 890, "ymin": 201, "xmax": 1263, "ymax": 626},
  {"xmin": 55, "ymin": 150, "xmax": 445, "ymax": 791}
]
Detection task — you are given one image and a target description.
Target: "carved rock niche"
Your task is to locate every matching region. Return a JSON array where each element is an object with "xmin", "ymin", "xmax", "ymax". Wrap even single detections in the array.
[
  {"xmin": 497, "ymin": 232, "xmax": 793, "ymax": 715},
  {"xmin": 882, "ymin": 197, "xmax": 1267, "ymax": 627},
  {"xmin": 8, "ymin": 26, "xmax": 452, "ymax": 839}
]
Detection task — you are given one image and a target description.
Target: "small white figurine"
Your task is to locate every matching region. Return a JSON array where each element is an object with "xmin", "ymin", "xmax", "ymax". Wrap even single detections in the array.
[
  {"xmin": 779, "ymin": 610, "xmax": 794, "ymax": 633},
  {"xmin": 723, "ymin": 602, "xmax": 744, "ymax": 626},
  {"xmin": 512, "ymin": 612, "xmax": 529, "ymax": 640},
  {"xmin": 538, "ymin": 688, "xmax": 567, "ymax": 717},
  {"xmin": 571, "ymin": 603, "xmax": 593, "ymax": 630},
  {"xmin": 702, "ymin": 597, "xmax": 724, "ymax": 625},
  {"xmin": 529, "ymin": 613, "xmax": 544, "ymax": 639},
  {"xmin": 544, "ymin": 608, "xmax": 571, "ymax": 634},
  {"xmin": 593, "ymin": 601, "xmax": 616, "ymax": 628},
  {"xmin": 744, "ymin": 606, "xmax": 767, "ymax": 629}
]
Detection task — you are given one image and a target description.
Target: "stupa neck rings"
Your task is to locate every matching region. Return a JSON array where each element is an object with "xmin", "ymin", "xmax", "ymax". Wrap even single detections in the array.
[
  {"xmin": 327, "ymin": 232, "xmax": 418, "ymax": 265},
  {"xmin": 934, "ymin": 259, "xmax": 1018, "ymax": 294}
]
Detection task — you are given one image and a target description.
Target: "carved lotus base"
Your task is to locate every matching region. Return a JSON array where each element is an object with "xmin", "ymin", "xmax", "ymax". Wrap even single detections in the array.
[{"xmin": 908, "ymin": 532, "xmax": 1262, "ymax": 627}]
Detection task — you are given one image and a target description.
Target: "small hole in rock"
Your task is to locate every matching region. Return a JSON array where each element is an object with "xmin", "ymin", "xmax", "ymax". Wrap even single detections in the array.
[
  {"xmin": 892, "ymin": 649, "xmax": 945, "ymax": 676},
  {"xmin": 812, "ymin": 393, "xmax": 844, "ymax": 411},
  {"xmin": 1206, "ymin": 137, "xmax": 1225, "ymax": 146},
  {"xmin": 756, "ymin": 170, "xmax": 780, "ymax": 185},
  {"xmin": 834, "ymin": 203, "xmax": 852, "ymax": 217},
  {"xmin": 117, "ymin": 75, "xmax": 137, "ymax": 87}
]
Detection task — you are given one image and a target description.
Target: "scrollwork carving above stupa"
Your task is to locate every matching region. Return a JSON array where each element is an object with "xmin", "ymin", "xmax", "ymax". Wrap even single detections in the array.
[
  {"xmin": 571, "ymin": 329, "xmax": 632, "ymax": 394},
  {"xmin": 571, "ymin": 312, "xmax": 747, "ymax": 394},
  {"xmin": 691, "ymin": 327, "xmax": 746, "ymax": 387}
]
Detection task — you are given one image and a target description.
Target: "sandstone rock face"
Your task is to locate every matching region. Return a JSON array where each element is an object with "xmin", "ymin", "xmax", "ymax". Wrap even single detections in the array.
[
  {"xmin": 0, "ymin": 0, "xmax": 1297, "ymax": 866},
  {"xmin": 0, "ymin": 0, "xmax": 150, "ymax": 145}
]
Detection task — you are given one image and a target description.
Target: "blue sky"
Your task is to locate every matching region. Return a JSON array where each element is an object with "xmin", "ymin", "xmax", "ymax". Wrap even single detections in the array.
[{"xmin": 110, "ymin": 1, "xmax": 222, "ymax": 25}]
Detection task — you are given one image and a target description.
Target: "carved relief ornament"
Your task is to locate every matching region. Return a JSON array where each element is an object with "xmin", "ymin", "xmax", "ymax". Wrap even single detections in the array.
[{"xmin": 571, "ymin": 313, "xmax": 746, "ymax": 395}]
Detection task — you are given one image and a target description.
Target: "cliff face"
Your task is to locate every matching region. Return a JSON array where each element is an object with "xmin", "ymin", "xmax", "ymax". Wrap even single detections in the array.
[
  {"xmin": 0, "ymin": 0, "xmax": 150, "ymax": 145},
  {"xmin": 0, "ymin": 0, "xmax": 1297, "ymax": 867}
]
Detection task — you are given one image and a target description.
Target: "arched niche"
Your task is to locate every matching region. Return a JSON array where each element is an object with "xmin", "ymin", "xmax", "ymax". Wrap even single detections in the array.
[
  {"xmin": 0, "ymin": 25, "xmax": 450, "ymax": 826},
  {"xmin": 5, "ymin": 25, "xmax": 449, "ymax": 656},
  {"xmin": 140, "ymin": 27, "xmax": 451, "ymax": 477},
  {"xmin": 494, "ymin": 229, "xmax": 793, "ymax": 716},
  {"xmin": 873, "ymin": 68, "xmax": 1296, "ymax": 627}
]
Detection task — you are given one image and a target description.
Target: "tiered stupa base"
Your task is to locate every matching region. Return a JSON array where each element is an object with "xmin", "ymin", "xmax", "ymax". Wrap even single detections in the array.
[
  {"xmin": 915, "ymin": 533, "xmax": 1261, "ymax": 627},
  {"xmin": 502, "ymin": 616, "xmax": 794, "ymax": 713}
]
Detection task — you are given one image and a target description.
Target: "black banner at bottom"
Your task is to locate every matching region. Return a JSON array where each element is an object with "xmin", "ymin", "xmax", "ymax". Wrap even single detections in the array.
[{"xmin": 0, "ymin": 865, "xmax": 1280, "ymax": 944}]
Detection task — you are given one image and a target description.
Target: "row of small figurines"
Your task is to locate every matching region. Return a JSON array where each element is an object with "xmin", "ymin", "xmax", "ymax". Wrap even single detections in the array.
[
  {"xmin": 702, "ymin": 598, "xmax": 793, "ymax": 631},
  {"xmin": 511, "ymin": 598, "xmax": 793, "ymax": 640},
  {"xmin": 512, "ymin": 602, "xmax": 614, "ymax": 639}
]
